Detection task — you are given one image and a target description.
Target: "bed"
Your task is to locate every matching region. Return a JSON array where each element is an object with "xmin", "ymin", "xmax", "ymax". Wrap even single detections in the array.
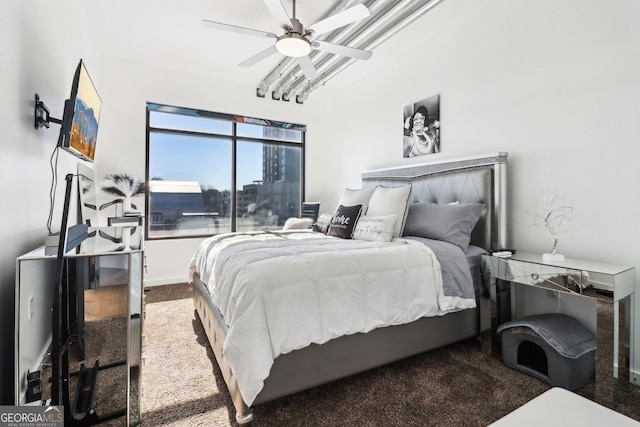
[{"xmin": 188, "ymin": 152, "xmax": 509, "ymax": 423}]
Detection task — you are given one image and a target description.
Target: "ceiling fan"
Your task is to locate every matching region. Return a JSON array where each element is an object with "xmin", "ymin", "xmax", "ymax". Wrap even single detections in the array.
[{"xmin": 202, "ymin": 0, "xmax": 373, "ymax": 80}]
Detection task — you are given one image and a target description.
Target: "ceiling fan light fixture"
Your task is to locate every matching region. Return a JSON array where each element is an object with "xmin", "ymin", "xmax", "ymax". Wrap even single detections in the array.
[{"xmin": 276, "ymin": 34, "xmax": 311, "ymax": 57}]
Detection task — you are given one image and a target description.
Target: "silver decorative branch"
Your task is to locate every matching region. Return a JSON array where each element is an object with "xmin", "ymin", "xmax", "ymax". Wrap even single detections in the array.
[{"xmin": 527, "ymin": 195, "xmax": 573, "ymax": 255}]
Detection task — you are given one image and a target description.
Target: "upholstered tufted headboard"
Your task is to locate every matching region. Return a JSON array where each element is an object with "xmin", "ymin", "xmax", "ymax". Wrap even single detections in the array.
[{"xmin": 361, "ymin": 153, "xmax": 508, "ymax": 251}]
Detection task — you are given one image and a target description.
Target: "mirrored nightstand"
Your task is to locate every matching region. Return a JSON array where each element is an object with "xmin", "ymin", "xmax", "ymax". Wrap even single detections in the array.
[{"xmin": 481, "ymin": 252, "xmax": 635, "ymax": 408}]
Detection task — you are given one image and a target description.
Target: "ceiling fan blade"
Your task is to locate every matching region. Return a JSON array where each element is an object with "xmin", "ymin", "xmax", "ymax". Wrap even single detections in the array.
[
  {"xmin": 314, "ymin": 40, "xmax": 372, "ymax": 60},
  {"xmin": 202, "ymin": 19, "xmax": 276, "ymax": 39},
  {"xmin": 239, "ymin": 46, "xmax": 279, "ymax": 67},
  {"xmin": 262, "ymin": 0, "xmax": 292, "ymax": 29},
  {"xmin": 295, "ymin": 55, "xmax": 319, "ymax": 80},
  {"xmin": 307, "ymin": 4, "xmax": 370, "ymax": 37}
]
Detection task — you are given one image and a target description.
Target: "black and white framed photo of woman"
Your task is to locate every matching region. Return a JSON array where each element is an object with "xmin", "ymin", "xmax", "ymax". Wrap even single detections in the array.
[{"xmin": 403, "ymin": 95, "xmax": 440, "ymax": 158}]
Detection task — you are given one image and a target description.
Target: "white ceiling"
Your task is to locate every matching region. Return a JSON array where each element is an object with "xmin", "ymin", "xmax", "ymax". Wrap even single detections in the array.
[{"xmin": 85, "ymin": 0, "xmax": 349, "ymax": 86}]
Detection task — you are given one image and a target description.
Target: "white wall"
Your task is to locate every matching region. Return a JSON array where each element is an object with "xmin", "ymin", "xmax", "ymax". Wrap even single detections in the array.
[
  {"xmin": 97, "ymin": 0, "xmax": 640, "ymax": 380},
  {"xmin": 303, "ymin": 0, "xmax": 640, "ymax": 380},
  {"xmin": 0, "ymin": 1, "xmax": 104, "ymax": 403}
]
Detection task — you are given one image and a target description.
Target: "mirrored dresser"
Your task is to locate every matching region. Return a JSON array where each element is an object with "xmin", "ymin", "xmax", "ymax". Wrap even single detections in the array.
[{"xmin": 15, "ymin": 225, "xmax": 144, "ymax": 426}]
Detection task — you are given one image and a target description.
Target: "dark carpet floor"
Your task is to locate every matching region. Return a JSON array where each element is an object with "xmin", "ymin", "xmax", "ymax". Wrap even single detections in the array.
[{"xmin": 140, "ymin": 283, "xmax": 640, "ymax": 426}]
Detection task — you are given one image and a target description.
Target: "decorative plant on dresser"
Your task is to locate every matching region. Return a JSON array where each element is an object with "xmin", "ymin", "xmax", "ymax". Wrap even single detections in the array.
[
  {"xmin": 527, "ymin": 194, "xmax": 573, "ymax": 262},
  {"xmin": 101, "ymin": 173, "xmax": 146, "ymax": 215}
]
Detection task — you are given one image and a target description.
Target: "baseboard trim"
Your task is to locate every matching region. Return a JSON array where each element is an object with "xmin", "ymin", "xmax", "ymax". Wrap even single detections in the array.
[{"xmin": 144, "ymin": 276, "xmax": 187, "ymax": 287}]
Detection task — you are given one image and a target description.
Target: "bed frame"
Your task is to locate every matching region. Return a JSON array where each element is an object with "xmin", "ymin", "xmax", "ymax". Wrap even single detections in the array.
[{"xmin": 192, "ymin": 152, "xmax": 509, "ymax": 423}]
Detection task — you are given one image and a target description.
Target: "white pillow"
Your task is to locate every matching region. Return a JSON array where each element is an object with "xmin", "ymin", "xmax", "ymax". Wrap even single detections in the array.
[
  {"xmin": 314, "ymin": 212, "xmax": 333, "ymax": 234},
  {"xmin": 282, "ymin": 217, "xmax": 314, "ymax": 230},
  {"xmin": 366, "ymin": 185, "xmax": 412, "ymax": 238},
  {"xmin": 337, "ymin": 187, "xmax": 375, "ymax": 214},
  {"xmin": 353, "ymin": 214, "xmax": 397, "ymax": 242}
]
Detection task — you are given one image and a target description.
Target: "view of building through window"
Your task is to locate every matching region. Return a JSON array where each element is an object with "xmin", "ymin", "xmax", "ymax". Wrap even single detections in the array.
[{"xmin": 146, "ymin": 104, "xmax": 305, "ymax": 239}]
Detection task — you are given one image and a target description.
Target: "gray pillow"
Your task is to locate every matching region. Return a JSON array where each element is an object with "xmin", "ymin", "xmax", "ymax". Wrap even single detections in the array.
[{"xmin": 402, "ymin": 203, "xmax": 486, "ymax": 252}]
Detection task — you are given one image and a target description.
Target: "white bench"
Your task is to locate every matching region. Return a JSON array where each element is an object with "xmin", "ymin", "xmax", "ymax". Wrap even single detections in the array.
[{"xmin": 489, "ymin": 387, "xmax": 640, "ymax": 426}]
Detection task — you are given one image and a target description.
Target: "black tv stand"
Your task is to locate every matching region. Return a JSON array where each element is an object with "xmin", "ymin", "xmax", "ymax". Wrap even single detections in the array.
[
  {"xmin": 65, "ymin": 360, "xmax": 128, "ymax": 426},
  {"xmin": 74, "ymin": 361, "xmax": 99, "ymax": 414}
]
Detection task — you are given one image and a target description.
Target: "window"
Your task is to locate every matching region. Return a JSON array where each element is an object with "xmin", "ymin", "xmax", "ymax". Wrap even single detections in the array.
[{"xmin": 146, "ymin": 103, "xmax": 305, "ymax": 239}]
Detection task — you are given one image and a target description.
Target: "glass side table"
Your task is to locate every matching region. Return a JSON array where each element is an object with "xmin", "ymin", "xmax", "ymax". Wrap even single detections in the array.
[{"xmin": 481, "ymin": 252, "xmax": 635, "ymax": 408}]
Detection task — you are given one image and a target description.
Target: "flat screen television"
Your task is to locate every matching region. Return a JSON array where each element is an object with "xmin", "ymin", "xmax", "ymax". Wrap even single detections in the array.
[{"xmin": 58, "ymin": 59, "xmax": 102, "ymax": 162}]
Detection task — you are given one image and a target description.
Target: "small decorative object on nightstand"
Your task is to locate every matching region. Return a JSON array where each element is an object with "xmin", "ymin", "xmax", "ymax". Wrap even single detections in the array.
[
  {"xmin": 527, "ymin": 194, "xmax": 573, "ymax": 262},
  {"xmin": 543, "ymin": 252, "xmax": 565, "ymax": 262}
]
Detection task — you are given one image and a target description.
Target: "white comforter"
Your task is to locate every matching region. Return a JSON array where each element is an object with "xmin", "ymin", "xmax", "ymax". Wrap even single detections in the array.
[{"xmin": 187, "ymin": 230, "xmax": 475, "ymax": 405}]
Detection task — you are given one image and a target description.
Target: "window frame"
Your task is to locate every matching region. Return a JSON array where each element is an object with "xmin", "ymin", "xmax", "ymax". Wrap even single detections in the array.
[{"xmin": 145, "ymin": 103, "xmax": 306, "ymax": 241}]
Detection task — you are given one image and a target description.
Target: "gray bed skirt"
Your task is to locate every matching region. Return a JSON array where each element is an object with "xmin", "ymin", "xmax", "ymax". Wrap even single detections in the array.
[{"xmin": 192, "ymin": 272, "xmax": 481, "ymax": 423}]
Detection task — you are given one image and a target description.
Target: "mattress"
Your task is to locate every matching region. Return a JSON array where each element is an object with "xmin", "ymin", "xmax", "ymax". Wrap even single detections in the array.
[{"xmin": 188, "ymin": 230, "xmax": 477, "ymax": 405}]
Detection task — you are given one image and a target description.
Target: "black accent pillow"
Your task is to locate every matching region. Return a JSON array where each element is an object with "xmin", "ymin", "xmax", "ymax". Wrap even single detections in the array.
[{"xmin": 327, "ymin": 204, "xmax": 363, "ymax": 239}]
